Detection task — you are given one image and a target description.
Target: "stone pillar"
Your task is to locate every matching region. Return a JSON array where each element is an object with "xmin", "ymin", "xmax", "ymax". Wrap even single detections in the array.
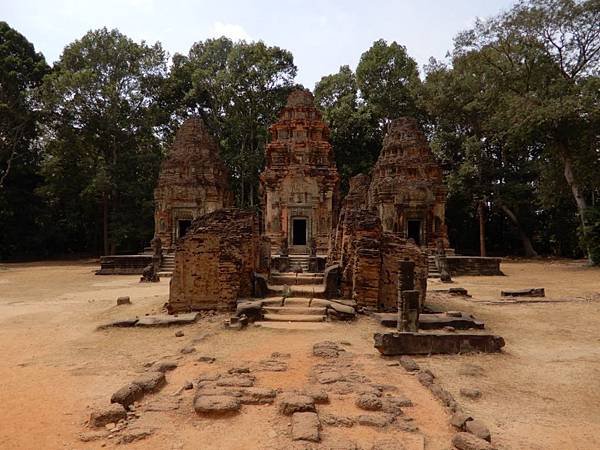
[{"xmin": 397, "ymin": 259, "xmax": 419, "ymax": 332}]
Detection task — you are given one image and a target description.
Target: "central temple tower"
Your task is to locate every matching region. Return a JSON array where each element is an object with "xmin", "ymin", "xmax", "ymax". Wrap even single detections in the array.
[{"xmin": 260, "ymin": 89, "xmax": 340, "ymax": 254}]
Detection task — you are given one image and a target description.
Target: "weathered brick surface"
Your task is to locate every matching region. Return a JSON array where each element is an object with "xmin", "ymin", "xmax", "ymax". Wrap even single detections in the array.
[
  {"xmin": 154, "ymin": 117, "xmax": 234, "ymax": 249},
  {"xmin": 368, "ymin": 117, "xmax": 448, "ymax": 250},
  {"xmin": 168, "ymin": 209, "xmax": 261, "ymax": 312},
  {"xmin": 331, "ymin": 200, "xmax": 428, "ymax": 311},
  {"xmin": 260, "ymin": 89, "xmax": 339, "ymax": 254}
]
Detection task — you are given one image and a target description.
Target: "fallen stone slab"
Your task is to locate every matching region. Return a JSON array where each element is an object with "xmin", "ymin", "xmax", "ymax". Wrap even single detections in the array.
[
  {"xmin": 355, "ymin": 394, "xmax": 383, "ymax": 411},
  {"xmin": 278, "ymin": 393, "xmax": 316, "ymax": 415},
  {"xmin": 327, "ymin": 302, "xmax": 357, "ymax": 320},
  {"xmin": 297, "ymin": 387, "xmax": 329, "ymax": 404},
  {"xmin": 153, "ymin": 360, "xmax": 178, "ymax": 373},
  {"xmin": 313, "ymin": 341, "xmax": 344, "ymax": 358},
  {"xmin": 110, "ymin": 383, "xmax": 144, "ymax": 407},
  {"xmin": 450, "ymin": 411, "xmax": 473, "ymax": 429},
  {"xmin": 256, "ymin": 359, "xmax": 288, "ymax": 372},
  {"xmin": 451, "ymin": 432, "xmax": 496, "ymax": 450},
  {"xmin": 373, "ymin": 332, "xmax": 505, "ymax": 356},
  {"xmin": 132, "ymin": 371, "xmax": 166, "ymax": 393},
  {"xmin": 215, "ymin": 375, "xmax": 255, "ymax": 387},
  {"xmin": 356, "ymin": 414, "xmax": 394, "ymax": 428},
  {"xmin": 193, "ymin": 395, "xmax": 241, "ymax": 415},
  {"xmin": 501, "ymin": 288, "xmax": 545, "ymax": 297},
  {"xmin": 79, "ymin": 430, "xmax": 109, "ymax": 442},
  {"xmin": 466, "ymin": 419, "xmax": 491, "ymax": 442},
  {"xmin": 291, "ymin": 411, "xmax": 320, "ymax": 442},
  {"xmin": 384, "ymin": 396, "xmax": 413, "ymax": 409},
  {"xmin": 398, "ymin": 356, "xmax": 420, "ymax": 372},
  {"xmin": 372, "ymin": 312, "xmax": 484, "ymax": 330},
  {"xmin": 371, "ymin": 437, "xmax": 407, "ymax": 450},
  {"xmin": 321, "ymin": 413, "xmax": 354, "ymax": 427},
  {"xmin": 89, "ymin": 404, "xmax": 127, "ymax": 428},
  {"xmin": 135, "ymin": 312, "xmax": 200, "ymax": 327},
  {"xmin": 460, "ymin": 388, "xmax": 482, "ymax": 400},
  {"xmin": 416, "ymin": 371, "xmax": 434, "ymax": 387},
  {"xmin": 180, "ymin": 345, "xmax": 196, "ymax": 354},
  {"xmin": 430, "ymin": 383, "xmax": 458, "ymax": 410},
  {"xmin": 196, "ymin": 386, "xmax": 277, "ymax": 404},
  {"xmin": 117, "ymin": 426, "xmax": 155, "ymax": 444},
  {"xmin": 97, "ymin": 318, "xmax": 139, "ymax": 329},
  {"xmin": 116, "ymin": 296, "xmax": 131, "ymax": 305},
  {"xmin": 315, "ymin": 370, "xmax": 345, "ymax": 384}
]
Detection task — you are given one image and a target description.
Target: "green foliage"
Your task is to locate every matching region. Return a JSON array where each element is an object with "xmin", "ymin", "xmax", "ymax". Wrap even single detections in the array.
[
  {"xmin": 314, "ymin": 65, "xmax": 382, "ymax": 193},
  {"xmin": 39, "ymin": 28, "xmax": 168, "ymax": 254},
  {"xmin": 167, "ymin": 37, "xmax": 297, "ymax": 206},
  {"xmin": 0, "ymin": 22, "xmax": 49, "ymax": 259},
  {"xmin": 356, "ymin": 39, "xmax": 422, "ymax": 122}
]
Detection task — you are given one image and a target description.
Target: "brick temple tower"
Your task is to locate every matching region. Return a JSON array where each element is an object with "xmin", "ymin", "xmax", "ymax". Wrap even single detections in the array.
[
  {"xmin": 260, "ymin": 89, "xmax": 340, "ymax": 254},
  {"xmin": 368, "ymin": 117, "xmax": 448, "ymax": 250},
  {"xmin": 154, "ymin": 117, "xmax": 233, "ymax": 250}
]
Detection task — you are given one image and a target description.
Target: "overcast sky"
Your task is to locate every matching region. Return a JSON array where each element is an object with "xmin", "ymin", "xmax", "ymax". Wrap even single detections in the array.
[{"xmin": 2, "ymin": 0, "xmax": 518, "ymax": 88}]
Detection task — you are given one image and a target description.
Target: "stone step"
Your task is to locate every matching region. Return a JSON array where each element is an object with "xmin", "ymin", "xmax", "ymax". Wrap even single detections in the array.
[
  {"xmin": 263, "ymin": 306, "xmax": 327, "ymax": 315},
  {"xmin": 283, "ymin": 297, "xmax": 327, "ymax": 307},
  {"xmin": 270, "ymin": 275, "xmax": 324, "ymax": 285},
  {"xmin": 157, "ymin": 271, "xmax": 173, "ymax": 277},
  {"xmin": 268, "ymin": 285, "xmax": 326, "ymax": 299},
  {"xmin": 254, "ymin": 321, "xmax": 332, "ymax": 331},
  {"xmin": 262, "ymin": 313, "xmax": 326, "ymax": 322}
]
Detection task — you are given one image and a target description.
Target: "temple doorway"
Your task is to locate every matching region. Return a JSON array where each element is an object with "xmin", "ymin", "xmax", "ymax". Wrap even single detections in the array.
[
  {"xmin": 407, "ymin": 220, "xmax": 422, "ymax": 246},
  {"xmin": 292, "ymin": 218, "xmax": 307, "ymax": 246},
  {"xmin": 177, "ymin": 219, "xmax": 192, "ymax": 239}
]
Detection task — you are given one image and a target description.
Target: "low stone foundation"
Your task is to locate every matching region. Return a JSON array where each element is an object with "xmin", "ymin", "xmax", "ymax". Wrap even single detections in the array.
[
  {"xmin": 96, "ymin": 255, "xmax": 153, "ymax": 275},
  {"xmin": 373, "ymin": 332, "xmax": 505, "ymax": 355},
  {"xmin": 446, "ymin": 256, "xmax": 502, "ymax": 276}
]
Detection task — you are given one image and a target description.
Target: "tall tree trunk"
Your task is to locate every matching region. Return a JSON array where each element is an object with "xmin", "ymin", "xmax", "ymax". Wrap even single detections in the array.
[
  {"xmin": 478, "ymin": 199, "xmax": 486, "ymax": 257},
  {"xmin": 560, "ymin": 150, "xmax": 591, "ymax": 260},
  {"xmin": 102, "ymin": 193, "xmax": 109, "ymax": 256},
  {"xmin": 498, "ymin": 202, "xmax": 539, "ymax": 257}
]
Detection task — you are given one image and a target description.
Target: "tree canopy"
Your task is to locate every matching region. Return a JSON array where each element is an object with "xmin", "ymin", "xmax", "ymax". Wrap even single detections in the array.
[{"xmin": 0, "ymin": 0, "xmax": 598, "ymax": 263}]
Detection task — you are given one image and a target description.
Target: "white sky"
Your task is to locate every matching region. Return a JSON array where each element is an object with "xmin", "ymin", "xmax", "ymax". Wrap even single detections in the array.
[{"xmin": 1, "ymin": 0, "xmax": 518, "ymax": 88}]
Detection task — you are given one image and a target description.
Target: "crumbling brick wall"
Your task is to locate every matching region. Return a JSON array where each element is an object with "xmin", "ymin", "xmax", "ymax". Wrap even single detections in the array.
[
  {"xmin": 168, "ymin": 209, "xmax": 261, "ymax": 312},
  {"xmin": 331, "ymin": 191, "xmax": 428, "ymax": 311}
]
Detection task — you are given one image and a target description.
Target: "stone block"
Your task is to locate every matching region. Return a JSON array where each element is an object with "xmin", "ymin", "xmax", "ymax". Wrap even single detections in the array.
[{"xmin": 374, "ymin": 332, "xmax": 505, "ymax": 356}]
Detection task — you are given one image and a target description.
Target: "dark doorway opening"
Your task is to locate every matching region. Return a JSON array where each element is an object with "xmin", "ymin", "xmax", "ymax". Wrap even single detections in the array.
[
  {"xmin": 178, "ymin": 220, "xmax": 192, "ymax": 239},
  {"xmin": 407, "ymin": 220, "xmax": 422, "ymax": 246},
  {"xmin": 292, "ymin": 218, "xmax": 307, "ymax": 246}
]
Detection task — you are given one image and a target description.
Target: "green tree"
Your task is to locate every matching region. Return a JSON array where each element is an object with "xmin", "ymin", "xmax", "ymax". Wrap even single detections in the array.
[
  {"xmin": 356, "ymin": 39, "xmax": 422, "ymax": 124},
  {"xmin": 39, "ymin": 28, "xmax": 168, "ymax": 255},
  {"xmin": 454, "ymin": 0, "xmax": 600, "ymax": 260},
  {"xmin": 0, "ymin": 22, "xmax": 49, "ymax": 259},
  {"xmin": 167, "ymin": 37, "xmax": 297, "ymax": 206},
  {"xmin": 314, "ymin": 65, "xmax": 382, "ymax": 193}
]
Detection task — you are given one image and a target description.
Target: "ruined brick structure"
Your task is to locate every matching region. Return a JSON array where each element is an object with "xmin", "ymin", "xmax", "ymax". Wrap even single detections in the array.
[
  {"xmin": 154, "ymin": 117, "xmax": 234, "ymax": 250},
  {"xmin": 168, "ymin": 209, "xmax": 265, "ymax": 313},
  {"xmin": 368, "ymin": 117, "xmax": 448, "ymax": 250},
  {"xmin": 260, "ymin": 89, "xmax": 340, "ymax": 255},
  {"xmin": 330, "ymin": 178, "xmax": 428, "ymax": 311}
]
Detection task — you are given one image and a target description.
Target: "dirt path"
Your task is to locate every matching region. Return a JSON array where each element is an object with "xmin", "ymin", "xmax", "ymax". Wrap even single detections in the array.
[
  {"xmin": 0, "ymin": 261, "xmax": 453, "ymax": 450},
  {"xmin": 0, "ymin": 259, "xmax": 598, "ymax": 449},
  {"xmin": 424, "ymin": 259, "xmax": 600, "ymax": 450}
]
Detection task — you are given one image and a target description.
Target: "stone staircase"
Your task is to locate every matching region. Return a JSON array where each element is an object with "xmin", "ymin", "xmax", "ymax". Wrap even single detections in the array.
[
  {"xmin": 261, "ymin": 262, "xmax": 328, "ymax": 322},
  {"xmin": 428, "ymin": 256, "xmax": 440, "ymax": 279},
  {"xmin": 288, "ymin": 255, "xmax": 310, "ymax": 272},
  {"xmin": 158, "ymin": 253, "xmax": 175, "ymax": 277},
  {"xmin": 261, "ymin": 297, "xmax": 327, "ymax": 323}
]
